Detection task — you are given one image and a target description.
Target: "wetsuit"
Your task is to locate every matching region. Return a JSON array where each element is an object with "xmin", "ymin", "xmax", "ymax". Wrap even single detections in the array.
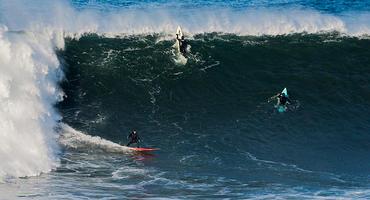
[
  {"xmin": 179, "ymin": 39, "xmax": 188, "ymax": 54},
  {"xmin": 127, "ymin": 131, "xmax": 140, "ymax": 147},
  {"xmin": 278, "ymin": 94, "xmax": 291, "ymax": 106},
  {"xmin": 176, "ymin": 35, "xmax": 187, "ymax": 55}
]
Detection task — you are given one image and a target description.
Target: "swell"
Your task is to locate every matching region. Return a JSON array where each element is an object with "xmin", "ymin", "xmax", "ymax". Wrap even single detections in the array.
[{"xmin": 58, "ymin": 33, "xmax": 370, "ymax": 174}]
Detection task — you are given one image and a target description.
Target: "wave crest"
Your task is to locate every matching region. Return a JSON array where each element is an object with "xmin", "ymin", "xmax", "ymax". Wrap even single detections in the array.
[{"xmin": 1, "ymin": 1, "xmax": 370, "ymax": 37}]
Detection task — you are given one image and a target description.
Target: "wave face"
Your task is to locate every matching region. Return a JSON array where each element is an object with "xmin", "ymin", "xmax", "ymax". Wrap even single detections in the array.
[
  {"xmin": 54, "ymin": 33, "xmax": 370, "ymax": 198},
  {"xmin": 59, "ymin": 33, "xmax": 370, "ymax": 172},
  {"xmin": 1, "ymin": 0, "xmax": 370, "ymax": 199}
]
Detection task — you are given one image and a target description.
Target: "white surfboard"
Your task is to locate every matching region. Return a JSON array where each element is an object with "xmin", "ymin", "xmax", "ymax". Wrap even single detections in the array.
[
  {"xmin": 277, "ymin": 88, "xmax": 288, "ymax": 113},
  {"xmin": 282, "ymin": 88, "xmax": 288, "ymax": 97},
  {"xmin": 175, "ymin": 26, "xmax": 183, "ymax": 53}
]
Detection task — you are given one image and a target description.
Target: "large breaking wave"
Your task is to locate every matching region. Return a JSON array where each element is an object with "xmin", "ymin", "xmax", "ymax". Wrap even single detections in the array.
[{"xmin": 0, "ymin": 0, "xmax": 370, "ymax": 181}]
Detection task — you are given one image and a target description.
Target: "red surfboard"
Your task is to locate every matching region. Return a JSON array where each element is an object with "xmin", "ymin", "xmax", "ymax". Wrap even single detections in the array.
[{"xmin": 128, "ymin": 147, "xmax": 159, "ymax": 152}]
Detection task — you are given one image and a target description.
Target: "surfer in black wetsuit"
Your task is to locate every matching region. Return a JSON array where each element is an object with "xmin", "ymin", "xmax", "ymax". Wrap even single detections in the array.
[
  {"xmin": 277, "ymin": 92, "xmax": 291, "ymax": 106},
  {"xmin": 176, "ymin": 34, "xmax": 188, "ymax": 55},
  {"xmin": 127, "ymin": 130, "xmax": 140, "ymax": 147},
  {"xmin": 269, "ymin": 92, "xmax": 292, "ymax": 106}
]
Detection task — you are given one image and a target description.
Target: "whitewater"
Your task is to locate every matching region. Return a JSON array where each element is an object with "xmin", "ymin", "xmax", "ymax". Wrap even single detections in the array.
[{"xmin": 0, "ymin": 0, "xmax": 370, "ymax": 199}]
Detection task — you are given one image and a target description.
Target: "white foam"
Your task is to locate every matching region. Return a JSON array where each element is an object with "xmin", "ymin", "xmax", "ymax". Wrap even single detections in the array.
[
  {"xmin": 59, "ymin": 124, "xmax": 132, "ymax": 153},
  {"xmin": 1, "ymin": 1, "xmax": 370, "ymax": 37},
  {"xmin": 0, "ymin": 25, "xmax": 63, "ymax": 181},
  {"xmin": 112, "ymin": 166, "xmax": 150, "ymax": 180}
]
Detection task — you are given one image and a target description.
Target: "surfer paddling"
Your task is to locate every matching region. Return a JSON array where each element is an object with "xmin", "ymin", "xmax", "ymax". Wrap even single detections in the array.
[
  {"xmin": 272, "ymin": 92, "xmax": 291, "ymax": 107},
  {"xmin": 176, "ymin": 34, "xmax": 188, "ymax": 55},
  {"xmin": 127, "ymin": 130, "xmax": 141, "ymax": 147},
  {"xmin": 268, "ymin": 88, "xmax": 292, "ymax": 113},
  {"xmin": 269, "ymin": 88, "xmax": 292, "ymax": 111}
]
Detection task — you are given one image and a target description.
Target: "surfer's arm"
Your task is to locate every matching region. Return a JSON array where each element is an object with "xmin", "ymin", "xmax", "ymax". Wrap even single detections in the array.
[{"xmin": 268, "ymin": 93, "xmax": 280, "ymax": 102}]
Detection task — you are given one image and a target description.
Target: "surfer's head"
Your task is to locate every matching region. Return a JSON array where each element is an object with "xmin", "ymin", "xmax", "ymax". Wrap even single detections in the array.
[
  {"xmin": 133, "ymin": 130, "xmax": 137, "ymax": 134},
  {"xmin": 181, "ymin": 36, "xmax": 184, "ymax": 40}
]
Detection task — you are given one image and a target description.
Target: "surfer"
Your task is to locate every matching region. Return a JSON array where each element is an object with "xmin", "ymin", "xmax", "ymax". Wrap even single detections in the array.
[
  {"xmin": 176, "ymin": 34, "xmax": 188, "ymax": 55},
  {"xmin": 127, "ymin": 130, "xmax": 141, "ymax": 147},
  {"xmin": 271, "ymin": 92, "xmax": 291, "ymax": 106}
]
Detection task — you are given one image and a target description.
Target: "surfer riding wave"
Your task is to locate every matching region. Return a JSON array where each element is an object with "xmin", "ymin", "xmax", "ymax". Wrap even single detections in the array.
[{"xmin": 127, "ymin": 130, "xmax": 141, "ymax": 147}]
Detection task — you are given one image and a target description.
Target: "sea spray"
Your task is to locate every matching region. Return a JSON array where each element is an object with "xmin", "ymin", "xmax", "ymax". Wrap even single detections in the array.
[
  {"xmin": 0, "ymin": 26, "xmax": 63, "ymax": 180},
  {"xmin": 1, "ymin": 1, "xmax": 370, "ymax": 36}
]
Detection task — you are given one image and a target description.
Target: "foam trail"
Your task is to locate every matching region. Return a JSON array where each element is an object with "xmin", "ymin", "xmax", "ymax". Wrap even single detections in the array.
[
  {"xmin": 60, "ymin": 124, "xmax": 132, "ymax": 153},
  {"xmin": 0, "ymin": 26, "xmax": 63, "ymax": 181}
]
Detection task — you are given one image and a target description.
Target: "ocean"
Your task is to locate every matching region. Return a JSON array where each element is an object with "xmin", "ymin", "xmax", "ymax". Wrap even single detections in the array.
[{"xmin": 0, "ymin": 0, "xmax": 370, "ymax": 199}]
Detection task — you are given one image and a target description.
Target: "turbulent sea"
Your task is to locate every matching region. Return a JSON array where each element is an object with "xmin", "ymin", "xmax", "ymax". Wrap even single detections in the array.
[{"xmin": 0, "ymin": 0, "xmax": 370, "ymax": 199}]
